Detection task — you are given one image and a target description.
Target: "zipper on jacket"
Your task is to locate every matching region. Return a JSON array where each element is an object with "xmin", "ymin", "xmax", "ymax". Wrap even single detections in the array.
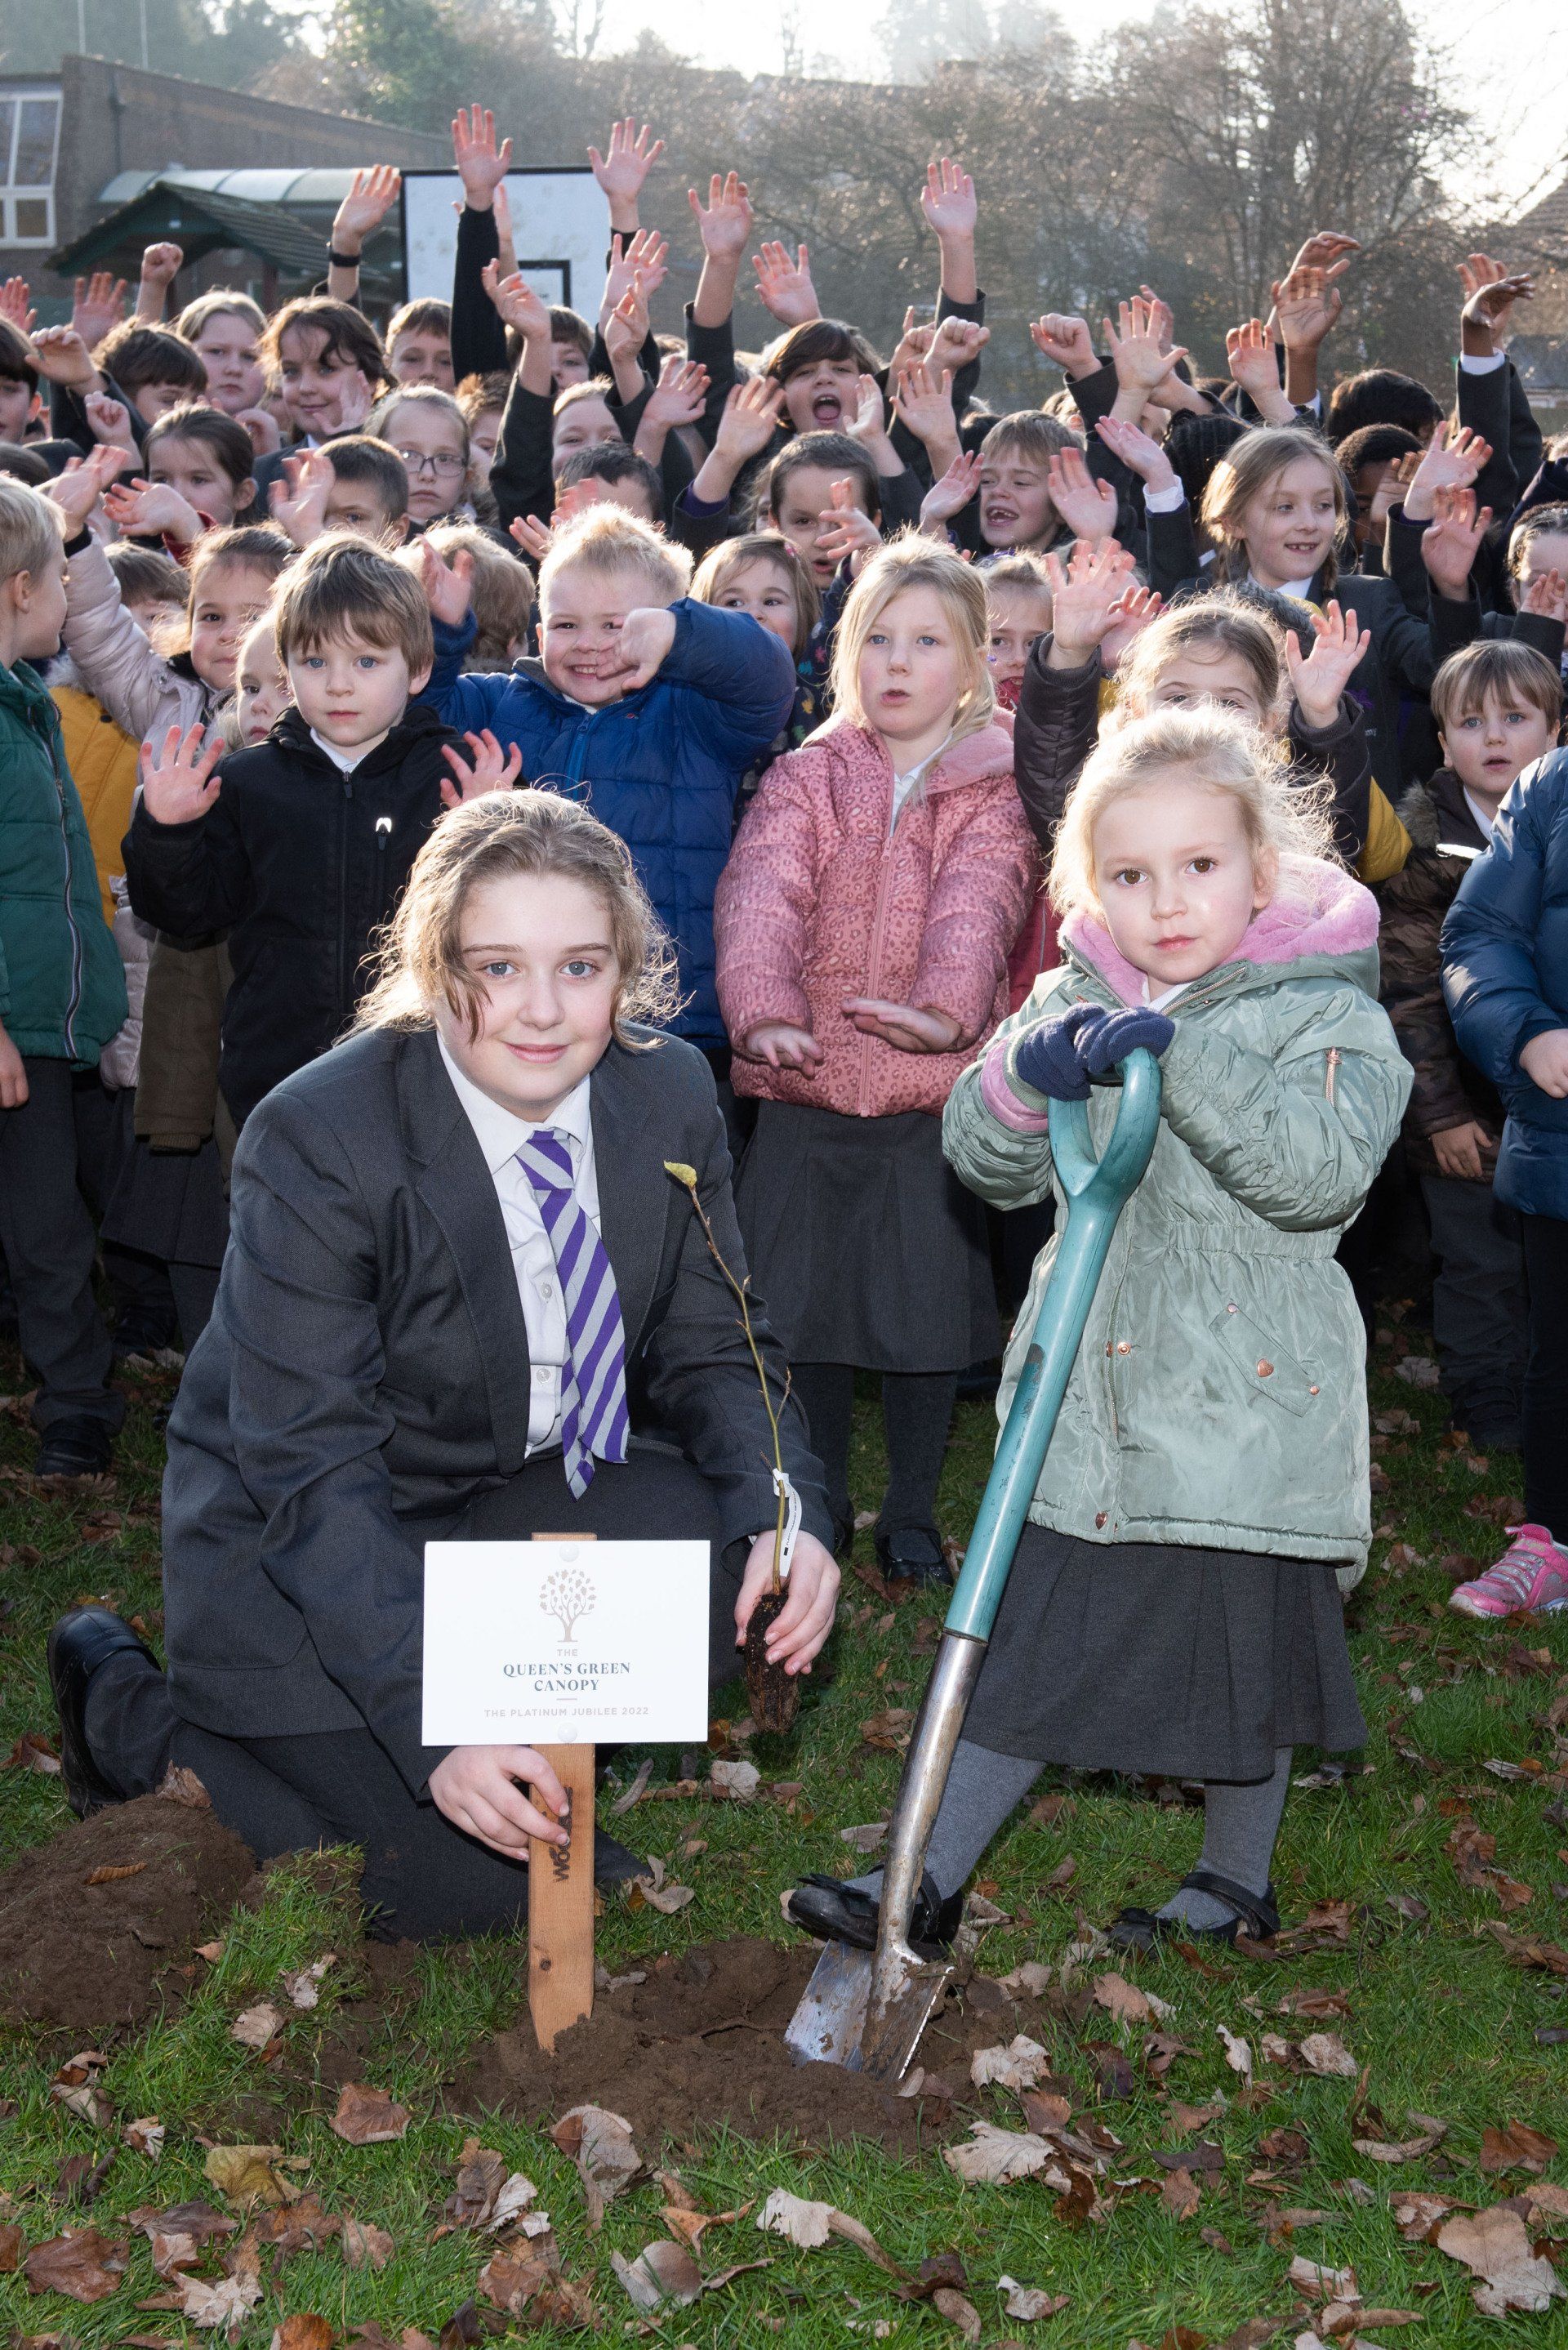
[
  {"xmin": 336, "ymin": 774, "xmax": 354, "ymax": 1021},
  {"xmin": 40, "ymin": 708, "xmax": 84, "ymax": 1059},
  {"xmin": 1325, "ymin": 1046, "xmax": 1341, "ymax": 1105},
  {"xmin": 858, "ymin": 838, "xmax": 900, "ymax": 1117}
]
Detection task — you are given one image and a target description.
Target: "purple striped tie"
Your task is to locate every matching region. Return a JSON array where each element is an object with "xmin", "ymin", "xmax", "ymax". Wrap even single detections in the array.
[{"xmin": 516, "ymin": 1127, "xmax": 630, "ymax": 1497}]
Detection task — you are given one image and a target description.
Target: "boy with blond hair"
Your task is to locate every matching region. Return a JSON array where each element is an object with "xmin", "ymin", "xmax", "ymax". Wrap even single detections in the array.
[{"xmin": 416, "ymin": 505, "xmax": 795, "ymax": 1059}]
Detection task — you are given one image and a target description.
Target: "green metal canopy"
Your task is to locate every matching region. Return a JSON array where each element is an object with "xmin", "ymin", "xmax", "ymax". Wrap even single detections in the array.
[{"xmin": 50, "ymin": 176, "xmax": 330, "ymax": 280}]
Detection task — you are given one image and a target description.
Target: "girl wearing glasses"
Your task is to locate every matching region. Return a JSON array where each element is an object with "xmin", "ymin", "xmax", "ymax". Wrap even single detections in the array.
[{"xmin": 370, "ymin": 385, "xmax": 476, "ymax": 531}]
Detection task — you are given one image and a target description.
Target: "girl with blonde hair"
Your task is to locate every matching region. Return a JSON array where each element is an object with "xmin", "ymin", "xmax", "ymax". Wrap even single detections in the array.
[
  {"xmin": 715, "ymin": 536, "xmax": 1036, "ymax": 1584},
  {"xmin": 790, "ymin": 704, "xmax": 1410, "ymax": 1960}
]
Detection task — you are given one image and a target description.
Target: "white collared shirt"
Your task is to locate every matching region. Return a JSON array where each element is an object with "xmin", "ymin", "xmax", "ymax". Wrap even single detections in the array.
[{"xmin": 437, "ymin": 1035, "xmax": 600, "ymax": 1451}]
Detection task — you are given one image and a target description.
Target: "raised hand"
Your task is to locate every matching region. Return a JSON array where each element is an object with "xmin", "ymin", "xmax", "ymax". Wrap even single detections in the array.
[
  {"xmin": 440, "ymin": 728, "xmax": 523, "ymax": 808},
  {"xmin": 330, "ymin": 166, "xmax": 402, "ymax": 256},
  {"xmin": 40, "ymin": 444, "xmax": 122, "ymax": 531},
  {"xmin": 29, "ymin": 324, "xmax": 97, "ymax": 389},
  {"xmin": 1459, "ymin": 252, "xmax": 1534, "ymax": 355},
  {"xmin": 1270, "ymin": 260, "xmax": 1350, "ymax": 350},
  {"xmin": 1100, "ymin": 582, "xmax": 1165, "ymax": 668},
  {"xmin": 1285, "ymin": 230, "xmax": 1361, "ymax": 278},
  {"xmin": 1284, "ymin": 600, "xmax": 1374, "ymax": 729},
  {"xmin": 737, "ymin": 1020, "xmax": 823, "ymax": 1072},
  {"xmin": 751, "ymin": 240, "xmax": 820, "ymax": 328},
  {"xmin": 1419, "ymin": 484, "xmax": 1494, "ymax": 601},
  {"xmin": 103, "ymin": 475, "xmax": 203, "ymax": 546},
  {"xmin": 323, "ymin": 368, "xmax": 374, "ymax": 437},
  {"xmin": 602, "ymin": 226, "xmax": 668, "ymax": 318},
  {"xmin": 481, "ymin": 260, "xmax": 551, "ymax": 343},
  {"xmin": 1403, "ymin": 420, "xmax": 1494, "ymax": 522},
  {"xmin": 234, "ymin": 406, "xmax": 283, "ymax": 460},
  {"xmin": 845, "ymin": 371, "xmax": 894, "ymax": 457},
  {"xmin": 70, "ymin": 272, "xmax": 126, "ymax": 352},
  {"xmin": 885, "ymin": 305, "xmax": 935, "ymax": 382},
  {"xmin": 1226, "ymin": 316, "xmax": 1291, "ymax": 419},
  {"xmin": 712, "ymin": 374, "xmax": 786, "ymax": 466},
  {"xmin": 1367, "ymin": 448, "xmax": 1419, "ymax": 536},
  {"xmin": 590, "ymin": 605, "xmax": 678, "ymax": 691},
  {"xmin": 1030, "ymin": 313, "xmax": 1098, "ymax": 378},
  {"xmin": 920, "ymin": 155, "xmax": 977, "ymax": 244},
  {"xmin": 415, "ymin": 537, "xmax": 474, "ymax": 628},
  {"xmin": 1094, "ymin": 412, "xmax": 1178, "ymax": 495},
  {"xmin": 688, "ymin": 171, "xmax": 752, "ymax": 263},
  {"xmin": 1104, "ymin": 295, "xmax": 1189, "ymax": 409},
  {"xmin": 136, "ymin": 240, "xmax": 184, "ymax": 319},
  {"xmin": 508, "ymin": 513, "xmax": 555, "ymax": 564},
  {"xmin": 1045, "ymin": 446, "xmax": 1118, "ymax": 539},
  {"xmin": 0, "ymin": 276, "xmax": 34, "ymax": 336},
  {"xmin": 602, "ymin": 274, "xmax": 651, "ymax": 373},
  {"xmin": 813, "ymin": 477, "xmax": 882, "ymax": 570},
  {"xmin": 587, "ymin": 118, "xmax": 664, "ymax": 226},
  {"xmin": 82, "ymin": 391, "xmax": 136, "ymax": 452},
  {"xmin": 1042, "ymin": 534, "xmax": 1137, "ymax": 665},
  {"xmin": 140, "ymin": 723, "xmax": 224, "ymax": 827},
  {"xmin": 927, "ymin": 313, "xmax": 989, "ymax": 375},
  {"xmin": 891, "ymin": 359, "xmax": 958, "ymax": 451},
  {"xmin": 919, "ymin": 448, "xmax": 981, "ymax": 534},
  {"xmin": 267, "ymin": 448, "xmax": 336, "ymax": 549},
  {"xmin": 641, "ymin": 352, "xmax": 710, "ymax": 430},
  {"xmin": 1520, "ymin": 567, "xmax": 1568, "ymax": 626},
  {"xmin": 843, "ymin": 997, "xmax": 963, "ymax": 1054},
  {"xmin": 452, "ymin": 108, "xmax": 511, "ymax": 209}
]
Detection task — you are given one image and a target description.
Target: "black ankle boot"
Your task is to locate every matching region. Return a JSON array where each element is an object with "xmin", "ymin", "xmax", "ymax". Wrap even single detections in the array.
[{"xmin": 786, "ymin": 1869, "xmax": 962, "ymax": 1955}]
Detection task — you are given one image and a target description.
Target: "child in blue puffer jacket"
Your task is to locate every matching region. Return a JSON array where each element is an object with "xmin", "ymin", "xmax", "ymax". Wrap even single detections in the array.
[
  {"xmin": 413, "ymin": 507, "xmax": 795, "ymax": 1075},
  {"xmin": 1443, "ymin": 747, "xmax": 1568, "ymax": 1614}
]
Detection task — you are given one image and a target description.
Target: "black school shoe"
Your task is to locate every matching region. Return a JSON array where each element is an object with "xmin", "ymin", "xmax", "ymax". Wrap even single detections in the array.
[
  {"xmin": 35, "ymin": 1416, "xmax": 113, "ymax": 1478},
  {"xmin": 875, "ymin": 1523, "xmax": 950, "ymax": 1586},
  {"xmin": 1108, "ymin": 1867, "xmax": 1280, "ymax": 1954},
  {"xmin": 47, "ymin": 1606, "xmax": 158, "ymax": 1818},
  {"xmin": 786, "ymin": 1870, "xmax": 964, "ymax": 1957},
  {"xmin": 592, "ymin": 1831, "xmax": 650, "ymax": 1887}
]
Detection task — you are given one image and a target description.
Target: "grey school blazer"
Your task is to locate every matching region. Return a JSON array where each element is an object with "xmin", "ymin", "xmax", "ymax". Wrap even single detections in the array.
[{"xmin": 160, "ymin": 1022, "xmax": 830, "ymax": 1791}]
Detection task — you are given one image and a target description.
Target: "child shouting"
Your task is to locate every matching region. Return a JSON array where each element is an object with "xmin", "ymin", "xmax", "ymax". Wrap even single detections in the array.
[
  {"xmin": 789, "ymin": 707, "xmax": 1410, "ymax": 1955},
  {"xmin": 1379, "ymin": 640, "xmax": 1560, "ymax": 1463},
  {"xmin": 715, "ymin": 538, "xmax": 1035, "ymax": 1579},
  {"xmin": 122, "ymin": 535, "xmax": 511, "ymax": 1130},
  {"xmin": 416, "ymin": 505, "xmax": 795, "ymax": 1066}
]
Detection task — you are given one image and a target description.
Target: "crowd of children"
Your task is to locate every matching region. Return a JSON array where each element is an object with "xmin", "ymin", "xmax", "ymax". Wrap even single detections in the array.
[{"xmin": 8, "ymin": 105, "xmax": 1568, "ymax": 1949}]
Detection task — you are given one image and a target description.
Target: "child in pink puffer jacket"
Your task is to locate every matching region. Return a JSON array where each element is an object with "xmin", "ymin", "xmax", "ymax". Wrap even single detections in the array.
[{"xmin": 715, "ymin": 537, "xmax": 1035, "ymax": 1581}]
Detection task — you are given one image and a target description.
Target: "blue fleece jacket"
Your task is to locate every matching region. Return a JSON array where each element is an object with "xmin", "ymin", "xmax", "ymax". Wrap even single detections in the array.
[
  {"xmin": 418, "ymin": 598, "xmax": 795, "ymax": 1048},
  {"xmin": 1442, "ymin": 747, "xmax": 1568, "ymax": 1220}
]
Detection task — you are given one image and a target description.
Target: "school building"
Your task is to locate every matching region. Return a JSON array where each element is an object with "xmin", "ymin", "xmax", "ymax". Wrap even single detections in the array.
[{"xmin": 0, "ymin": 52, "xmax": 448, "ymax": 319}]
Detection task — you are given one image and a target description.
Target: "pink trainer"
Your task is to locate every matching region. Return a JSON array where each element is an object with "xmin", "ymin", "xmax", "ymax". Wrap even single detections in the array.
[{"xmin": 1449, "ymin": 1525, "xmax": 1568, "ymax": 1619}]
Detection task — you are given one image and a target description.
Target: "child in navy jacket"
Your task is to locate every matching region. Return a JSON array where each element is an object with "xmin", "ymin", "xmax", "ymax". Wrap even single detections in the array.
[{"xmin": 414, "ymin": 506, "xmax": 795, "ymax": 1059}]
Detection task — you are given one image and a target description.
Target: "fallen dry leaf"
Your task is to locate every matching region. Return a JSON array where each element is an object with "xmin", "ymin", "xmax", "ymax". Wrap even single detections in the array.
[
  {"xmin": 126, "ymin": 2200, "xmax": 237, "ymax": 2280},
  {"xmin": 280, "ymin": 1955, "xmax": 336, "ymax": 2009},
  {"xmin": 122, "ymin": 2116, "xmax": 166, "ymax": 2162},
  {"xmin": 6, "ymin": 1729, "xmax": 60, "ymax": 1773},
  {"xmin": 840, "ymin": 1822, "xmax": 889, "ymax": 1853},
  {"xmin": 329, "ymin": 2083, "xmax": 411, "ymax": 2145},
  {"xmin": 154, "ymin": 1762, "xmax": 211, "ymax": 1807},
  {"xmin": 942, "ymin": 2124, "xmax": 1062, "ymax": 2186},
  {"xmin": 931, "ymin": 2285, "xmax": 982, "ymax": 2340},
  {"xmin": 611, "ymin": 2240, "xmax": 702, "ymax": 2312},
  {"xmin": 753, "ymin": 2191, "xmax": 903, "ymax": 2275},
  {"xmin": 443, "ymin": 2140, "xmax": 505, "ymax": 2228},
  {"xmin": 997, "ymin": 2275, "xmax": 1070, "ymax": 2321},
  {"xmin": 626, "ymin": 1855, "xmax": 695, "ymax": 1915},
  {"xmin": 229, "ymin": 2002, "xmax": 285, "ymax": 2051},
  {"xmin": 1168, "ymin": 2098, "xmax": 1226, "ymax": 2134},
  {"xmin": 272, "ymin": 2320, "xmax": 335, "ymax": 2350},
  {"xmin": 485, "ymin": 2174, "xmax": 540, "ymax": 2234},
  {"xmin": 0, "ymin": 2223, "xmax": 20, "ymax": 2272},
  {"xmin": 970, "ymin": 2034, "xmax": 1050, "ymax": 2092},
  {"xmin": 996, "ymin": 1960, "xmax": 1053, "ymax": 1997},
  {"xmin": 1288, "ymin": 2255, "xmax": 1358, "ymax": 2303},
  {"xmin": 709, "ymin": 1758, "xmax": 760, "ymax": 1802},
  {"xmin": 1477, "ymin": 2120, "xmax": 1558, "ymax": 2174},
  {"xmin": 550, "ymin": 2106, "xmax": 640, "ymax": 2230},
  {"xmin": 341, "ymin": 2220, "xmax": 394, "ymax": 2269},
  {"xmin": 1352, "ymin": 2116, "xmax": 1446, "ymax": 2164},
  {"xmin": 177, "ymin": 2271, "xmax": 263, "ymax": 2334},
  {"xmin": 1160, "ymin": 2167, "xmax": 1202, "ymax": 2220},
  {"xmin": 24, "ymin": 2227, "xmax": 127, "ymax": 2302},
  {"xmin": 84, "ymin": 1861, "xmax": 147, "ymax": 1885},
  {"xmin": 203, "ymin": 2144, "xmax": 298, "ymax": 2211},
  {"xmin": 1296, "ymin": 2031, "xmax": 1359, "ymax": 2079},
  {"xmin": 1093, "ymin": 1971, "xmax": 1172, "ymax": 2027},
  {"xmin": 1216, "ymin": 2023, "xmax": 1253, "ymax": 2079},
  {"xmin": 1437, "ymin": 2204, "xmax": 1568, "ymax": 2316},
  {"xmin": 860, "ymin": 1707, "xmax": 915, "ymax": 1750}
]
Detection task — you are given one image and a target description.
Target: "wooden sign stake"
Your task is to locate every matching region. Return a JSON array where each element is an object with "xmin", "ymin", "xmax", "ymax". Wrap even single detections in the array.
[{"xmin": 528, "ymin": 1532, "xmax": 596, "ymax": 2053}]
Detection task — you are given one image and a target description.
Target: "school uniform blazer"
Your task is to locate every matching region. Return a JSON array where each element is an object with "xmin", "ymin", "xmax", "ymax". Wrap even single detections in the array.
[{"xmin": 159, "ymin": 1020, "xmax": 831, "ymax": 1793}]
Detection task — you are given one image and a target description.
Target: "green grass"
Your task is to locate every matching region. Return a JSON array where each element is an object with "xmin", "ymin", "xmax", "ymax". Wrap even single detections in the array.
[{"xmin": 2, "ymin": 1322, "xmax": 1568, "ymax": 2348}]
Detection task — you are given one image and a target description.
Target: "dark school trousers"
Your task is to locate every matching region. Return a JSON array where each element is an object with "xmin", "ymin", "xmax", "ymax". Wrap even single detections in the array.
[
  {"xmin": 1419, "ymin": 1172, "xmax": 1528, "ymax": 1416},
  {"xmin": 1522, "ymin": 1211, "xmax": 1568, "ymax": 1541},
  {"xmin": 0, "ymin": 1057, "xmax": 125, "ymax": 1434},
  {"xmin": 84, "ymin": 1439, "xmax": 751, "ymax": 1940}
]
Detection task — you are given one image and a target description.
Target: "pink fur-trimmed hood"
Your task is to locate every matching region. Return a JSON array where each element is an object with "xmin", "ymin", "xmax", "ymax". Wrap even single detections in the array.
[{"xmin": 1059, "ymin": 854, "xmax": 1381, "ymax": 1006}]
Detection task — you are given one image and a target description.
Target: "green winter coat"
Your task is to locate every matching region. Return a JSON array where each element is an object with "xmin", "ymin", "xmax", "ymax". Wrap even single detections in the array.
[
  {"xmin": 0, "ymin": 657, "xmax": 127, "ymax": 1065},
  {"xmin": 942, "ymin": 858, "xmax": 1412, "ymax": 1587}
]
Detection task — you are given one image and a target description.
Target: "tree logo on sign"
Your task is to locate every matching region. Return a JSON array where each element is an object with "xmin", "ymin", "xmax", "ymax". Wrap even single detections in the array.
[{"xmin": 540, "ymin": 1566, "xmax": 595, "ymax": 1644}]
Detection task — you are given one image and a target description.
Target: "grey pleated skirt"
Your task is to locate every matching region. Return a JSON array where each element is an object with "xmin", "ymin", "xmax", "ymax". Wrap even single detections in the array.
[
  {"xmin": 961, "ymin": 1524, "xmax": 1367, "ymax": 1782},
  {"xmin": 734, "ymin": 1099, "xmax": 1000, "ymax": 1372}
]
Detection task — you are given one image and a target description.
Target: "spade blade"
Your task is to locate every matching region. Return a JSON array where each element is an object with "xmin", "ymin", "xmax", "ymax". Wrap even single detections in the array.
[{"xmin": 783, "ymin": 1940, "xmax": 872, "ymax": 2067}]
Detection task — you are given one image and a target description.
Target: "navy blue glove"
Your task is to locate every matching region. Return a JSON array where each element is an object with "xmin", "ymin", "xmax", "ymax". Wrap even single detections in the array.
[
  {"xmin": 1078, "ymin": 1006, "xmax": 1175, "ymax": 1076},
  {"xmin": 1011, "ymin": 1001, "xmax": 1100, "ymax": 1101}
]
